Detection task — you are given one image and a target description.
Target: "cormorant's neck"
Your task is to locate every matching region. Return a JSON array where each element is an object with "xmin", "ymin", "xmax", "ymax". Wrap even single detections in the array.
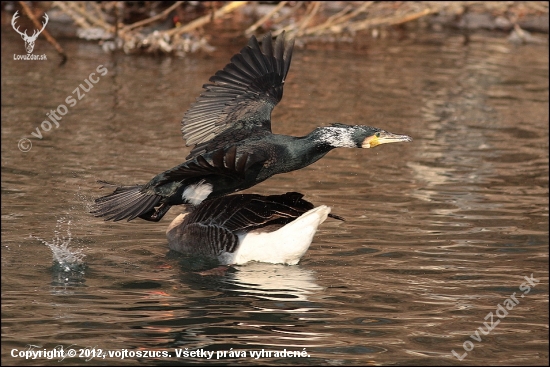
[
  {"xmin": 306, "ymin": 126, "xmax": 358, "ymax": 149},
  {"xmin": 259, "ymin": 126, "xmax": 359, "ymax": 179},
  {"xmin": 286, "ymin": 126, "xmax": 357, "ymax": 168}
]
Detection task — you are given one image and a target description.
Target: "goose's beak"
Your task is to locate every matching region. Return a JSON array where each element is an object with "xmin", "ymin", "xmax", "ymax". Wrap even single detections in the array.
[{"xmin": 362, "ymin": 131, "xmax": 412, "ymax": 148}]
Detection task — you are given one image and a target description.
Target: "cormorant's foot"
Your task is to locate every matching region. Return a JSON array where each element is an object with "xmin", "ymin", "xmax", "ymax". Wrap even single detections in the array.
[{"xmin": 139, "ymin": 203, "xmax": 171, "ymax": 222}]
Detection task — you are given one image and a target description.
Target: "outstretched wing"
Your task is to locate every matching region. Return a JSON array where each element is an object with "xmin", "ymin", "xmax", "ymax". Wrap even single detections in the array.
[
  {"xmin": 151, "ymin": 146, "xmax": 265, "ymax": 188},
  {"xmin": 181, "ymin": 32, "xmax": 295, "ymax": 159}
]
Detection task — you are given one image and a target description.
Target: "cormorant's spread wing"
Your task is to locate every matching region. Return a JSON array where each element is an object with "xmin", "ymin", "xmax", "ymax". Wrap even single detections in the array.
[
  {"xmin": 152, "ymin": 146, "xmax": 266, "ymax": 187},
  {"xmin": 181, "ymin": 32, "xmax": 295, "ymax": 159}
]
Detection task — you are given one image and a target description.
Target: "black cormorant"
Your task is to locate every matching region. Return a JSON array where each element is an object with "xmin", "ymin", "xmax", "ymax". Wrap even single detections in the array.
[{"xmin": 92, "ymin": 32, "xmax": 412, "ymax": 222}]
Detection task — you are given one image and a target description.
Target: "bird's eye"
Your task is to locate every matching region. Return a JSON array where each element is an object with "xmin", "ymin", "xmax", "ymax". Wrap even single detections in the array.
[{"xmin": 376, "ymin": 132, "xmax": 381, "ymax": 138}]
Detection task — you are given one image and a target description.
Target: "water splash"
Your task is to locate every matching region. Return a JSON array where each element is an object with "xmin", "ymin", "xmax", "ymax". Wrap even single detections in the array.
[
  {"xmin": 75, "ymin": 185, "xmax": 94, "ymax": 216},
  {"xmin": 31, "ymin": 217, "xmax": 86, "ymax": 273}
]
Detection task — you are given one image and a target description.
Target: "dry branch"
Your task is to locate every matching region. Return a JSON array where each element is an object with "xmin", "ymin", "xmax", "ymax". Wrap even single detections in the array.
[
  {"xmin": 27, "ymin": 1, "xmax": 547, "ymax": 56},
  {"xmin": 166, "ymin": 1, "xmax": 248, "ymax": 38}
]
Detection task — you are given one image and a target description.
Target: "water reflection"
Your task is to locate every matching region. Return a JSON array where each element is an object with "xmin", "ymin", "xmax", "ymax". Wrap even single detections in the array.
[
  {"xmin": 116, "ymin": 262, "xmax": 340, "ymax": 362},
  {"xmin": 220, "ymin": 263, "xmax": 323, "ymax": 302}
]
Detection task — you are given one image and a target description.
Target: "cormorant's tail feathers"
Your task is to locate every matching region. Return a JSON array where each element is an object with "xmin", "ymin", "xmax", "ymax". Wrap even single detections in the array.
[{"xmin": 91, "ymin": 182, "xmax": 162, "ymax": 222}]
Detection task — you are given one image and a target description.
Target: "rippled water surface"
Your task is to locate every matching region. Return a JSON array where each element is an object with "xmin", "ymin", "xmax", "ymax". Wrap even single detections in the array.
[{"xmin": 2, "ymin": 26, "xmax": 548, "ymax": 365}]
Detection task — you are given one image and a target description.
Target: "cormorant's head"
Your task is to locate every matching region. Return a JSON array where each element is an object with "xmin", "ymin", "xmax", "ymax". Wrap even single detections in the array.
[
  {"xmin": 355, "ymin": 125, "xmax": 413, "ymax": 148},
  {"xmin": 318, "ymin": 123, "xmax": 412, "ymax": 148}
]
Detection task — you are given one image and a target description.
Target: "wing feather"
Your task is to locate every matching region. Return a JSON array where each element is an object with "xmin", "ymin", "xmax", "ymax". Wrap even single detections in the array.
[
  {"xmin": 189, "ymin": 192, "xmax": 314, "ymax": 234},
  {"xmin": 153, "ymin": 147, "xmax": 258, "ymax": 187},
  {"xmin": 181, "ymin": 32, "xmax": 295, "ymax": 159}
]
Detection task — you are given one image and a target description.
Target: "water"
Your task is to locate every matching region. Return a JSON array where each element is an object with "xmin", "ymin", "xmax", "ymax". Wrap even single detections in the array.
[{"xmin": 2, "ymin": 26, "xmax": 548, "ymax": 365}]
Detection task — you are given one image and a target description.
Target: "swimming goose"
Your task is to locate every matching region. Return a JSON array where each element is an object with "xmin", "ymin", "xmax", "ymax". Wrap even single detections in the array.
[
  {"xmin": 92, "ymin": 32, "xmax": 411, "ymax": 222},
  {"xmin": 166, "ymin": 192, "xmax": 342, "ymax": 265}
]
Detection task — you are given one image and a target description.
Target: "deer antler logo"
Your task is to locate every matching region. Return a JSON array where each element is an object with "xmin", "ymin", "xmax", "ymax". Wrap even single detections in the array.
[{"xmin": 11, "ymin": 10, "xmax": 49, "ymax": 54}]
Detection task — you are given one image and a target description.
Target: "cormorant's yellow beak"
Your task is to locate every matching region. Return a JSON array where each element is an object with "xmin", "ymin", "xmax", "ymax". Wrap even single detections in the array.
[{"xmin": 362, "ymin": 131, "xmax": 412, "ymax": 148}]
